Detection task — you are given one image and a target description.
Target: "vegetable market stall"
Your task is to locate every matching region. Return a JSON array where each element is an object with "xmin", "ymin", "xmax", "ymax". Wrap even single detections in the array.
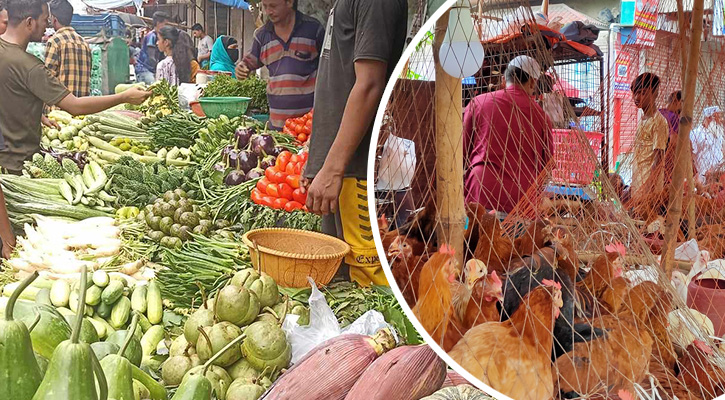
[{"xmin": 0, "ymin": 79, "xmax": 489, "ymax": 400}]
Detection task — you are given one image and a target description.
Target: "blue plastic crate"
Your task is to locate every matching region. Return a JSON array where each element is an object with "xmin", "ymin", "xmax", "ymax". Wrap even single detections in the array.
[{"xmin": 71, "ymin": 14, "xmax": 126, "ymax": 38}]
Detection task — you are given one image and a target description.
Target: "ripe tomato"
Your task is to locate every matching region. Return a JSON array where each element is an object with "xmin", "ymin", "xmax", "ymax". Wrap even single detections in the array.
[
  {"xmin": 290, "ymin": 154, "xmax": 300, "ymax": 163},
  {"xmin": 299, "ymin": 152, "xmax": 308, "ymax": 161},
  {"xmin": 284, "ymin": 201, "xmax": 304, "ymax": 212},
  {"xmin": 305, "ymin": 119, "xmax": 313, "ymax": 129},
  {"xmin": 276, "ymin": 151, "xmax": 291, "ymax": 170},
  {"xmin": 292, "ymin": 187, "xmax": 306, "ymax": 204},
  {"xmin": 251, "ymin": 188, "xmax": 264, "ymax": 204},
  {"xmin": 273, "ymin": 171, "xmax": 287, "ymax": 184},
  {"xmin": 256, "ymin": 178, "xmax": 270, "ymax": 193},
  {"xmin": 266, "ymin": 183, "xmax": 280, "ymax": 197},
  {"xmin": 285, "ymin": 162, "xmax": 295, "ymax": 175},
  {"xmin": 278, "ymin": 183, "xmax": 294, "ymax": 200},
  {"xmin": 285, "ymin": 174, "xmax": 300, "ymax": 189},
  {"xmin": 297, "ymin": 133, "xmax": 307, "ymax": 142},
  {"xmin": 293, "ymin": 163, "xmax": 303, "ymax": 175},
  {"xmin": 265, "ymin": 168, "xmax": 276, "ymax": 182},
  {"xmin": 261, "ymin": 196, "xmax": 275, "ymax": 208},
  {"xmin": 273, "ymin": 198, "xmax": 288, "ymax": 209}
]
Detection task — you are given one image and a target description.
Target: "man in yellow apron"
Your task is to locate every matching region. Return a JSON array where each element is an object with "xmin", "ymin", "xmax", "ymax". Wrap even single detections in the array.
[{"xmin": 303, "ymin": 0, "xmax": 408, "ymax": 287}]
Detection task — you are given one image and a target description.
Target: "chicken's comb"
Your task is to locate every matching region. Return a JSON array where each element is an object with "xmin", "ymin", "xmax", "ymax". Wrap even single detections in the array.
[
  {"xmin": 488, "ymin": 209, "xmax": 497, "ymax": 215},
  {"xmin": 605, "ymin": 241, "xmax": 626, "ymax": 257},
  {"xmin": 490, "ymin": 270, "xmax": 502, "ymax": 286},
  {"xmin": 541, "ymin": 279, "xmax": 561, "ymax": 290},
  {"xmin": 617, "ymin": 390, "xmax": 634, "ymax": 400},
  {"xmin": 694, "ymin": 339, "xmax": 714, "ymax": 355},
  {"xmin": 439, "ymin": 244, "xmax": 455, "ymax": 256}
]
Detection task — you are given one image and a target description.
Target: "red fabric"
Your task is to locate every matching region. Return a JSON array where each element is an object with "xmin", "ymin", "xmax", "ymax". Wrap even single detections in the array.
[{"xmin": 463, "ymin": 86, "xmax": 554, "ymax": 213}]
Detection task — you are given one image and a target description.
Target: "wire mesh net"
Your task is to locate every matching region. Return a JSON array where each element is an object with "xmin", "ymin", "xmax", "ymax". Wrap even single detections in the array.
[{"xmin": 374, "ymin": 0, "xmax": 725, "ymax": 399}]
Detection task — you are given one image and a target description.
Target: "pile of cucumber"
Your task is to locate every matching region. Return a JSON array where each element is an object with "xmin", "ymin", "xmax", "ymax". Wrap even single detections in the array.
[{"xmin": 46, "ymin": 271, "xmax": 163, "ymax": 341}]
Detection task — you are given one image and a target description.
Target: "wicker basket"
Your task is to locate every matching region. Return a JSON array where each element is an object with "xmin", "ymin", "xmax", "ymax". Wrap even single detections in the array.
[{"xmin": 241, "ymin": 228, "xmax": 351, "ymax": 288}]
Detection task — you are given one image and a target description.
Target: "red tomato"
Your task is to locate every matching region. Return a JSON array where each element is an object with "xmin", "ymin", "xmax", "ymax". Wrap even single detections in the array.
[
  {"xmin": 299, "ymin": 152, "xmax": 308, "ymax": 161},
  {"xmin": 276, "ymin": 152, "xmax": 291, "ymax": 170},
  {"xmin": 305, "ymin": 119, "xmax": 313, "ymax": 129},
  {"xmin": 284, "ymin": 201, "xmax": 304, "ymax": 212},
  {"xmin": 273, "ymin": 171, "xmax": 287, "ymax": 184},
  {"xmin": 285, "ymin": 162, "xmax": 295, "ymax": 175},
  {"xmin": 251, "ymin": 188, "xmax": 263, "ymax": 204},
  {"xmin": 278, "ymin": 183, "xmax": 294, "ymax": 200},
  {"xmin": 282, "ymin": 126, "xmax": 292, "ymax": 135},
  {"xmin": 290, "ymin": 154, "xmax": 300, "ymax": 163},
  {"xmin": 256, "ymin": 177, "xmax": 270, "ymax": 193},
  {"xmin": 285, "ymin": 174, "xmax": 300, "ymax": 189},
  {"xmin": 273, "ymin": 198, "xmax": 288, "ymax": 209},
  {"xmin": 266, "ymin": 183, "xmax": 280, "ymax": 197},
  {"xmin": 292, "ymin": 187, "xmax": 306, "ymax": 204},
  {"xmin": 261, "ymin": 196, "xmax": 275, "ymax": 208},
  {"xmin": 293, "ymin": 163, "xmax": 303, "ymax": 175},
  {"xmin": 265, "ymin": 168, "xmax": 276, "ymax": 182},
  {"xmin": 297, "ymin": 133, "xmax": 307, "ymax": 142}
]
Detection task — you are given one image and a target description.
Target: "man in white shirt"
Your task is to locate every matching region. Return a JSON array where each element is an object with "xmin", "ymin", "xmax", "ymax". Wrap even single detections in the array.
[
  {"xmin": 690, "ymin": 106, "xmax": 725, "ymax": 184},
  {"xmin": 191, "ymin": 24, "xmax": 213, "ymax": 69}
]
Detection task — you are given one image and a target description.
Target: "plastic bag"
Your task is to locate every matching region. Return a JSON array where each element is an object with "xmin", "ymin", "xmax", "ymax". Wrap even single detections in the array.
[
  {"xmin": 675, "ymin": 239, "xmax": 700, "ymax": 262},
  {"xmin": 282, "ymin": 277, "xmax": 398, "ymax": 364},
  {"xmin": 376, "ymin": 134, "xmax": 416, "ymax": 191},
  {"xmin": 178, "ymin": 83, "xmax": 203, "ymax": 110}
]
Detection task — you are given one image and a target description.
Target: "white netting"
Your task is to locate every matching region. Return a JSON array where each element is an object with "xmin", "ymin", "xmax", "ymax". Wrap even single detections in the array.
[{"xmin": 375, "ymin": 0, "xmax": 725, "ymax": 399}]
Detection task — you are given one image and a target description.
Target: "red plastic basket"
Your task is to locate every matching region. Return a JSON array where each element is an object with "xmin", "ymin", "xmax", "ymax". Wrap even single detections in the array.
[{"xmin": 551, "ymin": 129, "xmax": 604, "ymax": 185}]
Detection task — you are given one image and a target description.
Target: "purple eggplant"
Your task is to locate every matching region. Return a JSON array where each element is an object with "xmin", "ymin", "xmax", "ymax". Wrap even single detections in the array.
[
  {"xmin": 272, "ymin": 146, "xmax": 286, "ymax": 157},
  {"xmin": 250, "ymin": 134, "xmax": 276, "ymax": 156},
  {"xmin": 235, "ymin": 126, "xmax": 255, "ymax": 149},
  {"xmin": 237, "ymin": 150, "xmax": 258, "ymax": 173},
  {"xmin": 227, "ymin": 149, "xmax": 240, "ymax": 169},
  {"xmin": 260, "ymin": 155, "xmax": 277, "ymax": 170},
  {"xmin": 225, "ymin": 170, "xmax": 248, "ymax": 186},
  {"xmin": 246, "ymin": 167, "xmax": 264, "ymax": 181}
]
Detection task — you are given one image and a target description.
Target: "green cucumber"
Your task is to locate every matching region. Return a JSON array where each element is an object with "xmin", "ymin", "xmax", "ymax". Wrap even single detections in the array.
[
  {"xmin": 110, "ymin": 297, "xmax": 131, "ymax": 329},
  {"xmin": 130, "ymin": 286, "xmax": 147, "ymax": 314},
  {"xmin": 101, "ymin": 281, "xmax": 124, "ymax": 305}
]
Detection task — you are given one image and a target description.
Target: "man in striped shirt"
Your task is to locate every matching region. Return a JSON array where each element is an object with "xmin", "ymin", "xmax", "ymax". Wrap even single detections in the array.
[
  {"xmin": 45, "ymin": 0, "xmax": 91, "ymax": 97},
  {"xmin": 235, "ymin": 0, "xmax": 324, "ymax": 129}
]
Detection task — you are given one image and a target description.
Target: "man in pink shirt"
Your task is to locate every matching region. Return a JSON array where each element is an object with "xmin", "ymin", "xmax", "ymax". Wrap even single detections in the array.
[{"xmin": 463, "ymin": 55, "xmax": 553, "ymax": 214}]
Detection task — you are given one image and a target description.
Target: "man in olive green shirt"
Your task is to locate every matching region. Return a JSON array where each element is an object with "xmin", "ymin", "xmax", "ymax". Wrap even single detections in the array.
[{"xmin": 0, "ymin": 0, "xmax": 150, "ymax": 257}]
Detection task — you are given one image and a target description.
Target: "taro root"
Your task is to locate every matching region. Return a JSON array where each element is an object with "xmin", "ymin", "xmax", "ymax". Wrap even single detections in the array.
[
  {"xmin": 196, "ymin": 322, "xmax": 243, "ymax": 367},
  {"xmin": 241, "ymin": 321, "xmax": 291, "ymax": 372},
  {"xmin": 214, "ymin": 285, "xmax": 260, "ymax": 327}
]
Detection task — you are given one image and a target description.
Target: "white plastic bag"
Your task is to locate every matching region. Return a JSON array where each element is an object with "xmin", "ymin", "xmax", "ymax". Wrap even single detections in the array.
[
  {"xmin": 178, "ymin": 83, "xmax": 203, "ymax": 110},
  {"xmin": 282, "ymin": 277, "xmax": 397, "ymax": 364},
  {"xmin": 376, "ymin": 134, "xmax": 416, "ymax": 191},
  {"xmin": 675, "ymin": 239, "xmax": 700, "ymax": 262}
]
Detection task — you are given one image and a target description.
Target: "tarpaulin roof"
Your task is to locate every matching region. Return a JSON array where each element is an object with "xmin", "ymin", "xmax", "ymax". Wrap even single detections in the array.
[{"xmin": 209, "ymin": 0, "xmax": 250, "ymax": 10}]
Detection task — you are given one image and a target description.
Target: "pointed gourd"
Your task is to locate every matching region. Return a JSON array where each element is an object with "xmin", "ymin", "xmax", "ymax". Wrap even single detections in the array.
[{"xmin": 0, "ymin": 271, "xmax": 43, "ymax": 400}]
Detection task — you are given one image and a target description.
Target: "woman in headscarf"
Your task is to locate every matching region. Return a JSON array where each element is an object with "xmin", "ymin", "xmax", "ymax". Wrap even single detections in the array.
[{"xmin": 209, "ymin": 35, "xmax": 239, "ymax": 77}]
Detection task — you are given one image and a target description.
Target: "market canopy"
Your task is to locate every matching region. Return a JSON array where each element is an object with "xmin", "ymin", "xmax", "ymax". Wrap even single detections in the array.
[{"xmin": 209, "ymin": 0, "xmax": 250, "ymax": 10}]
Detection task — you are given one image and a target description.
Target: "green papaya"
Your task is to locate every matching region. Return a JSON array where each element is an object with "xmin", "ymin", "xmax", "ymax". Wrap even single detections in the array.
[
  {"xmin": 35, "ymin": 288, "xmax": 52, "ymax": 306},
  {"xmin": 100, "ymin": 314, "xmax": 139, "ymax": 400},
  {"xmin": 0, "ymin": 272, "xmax": 43, "ymax": 400},
  {"xmin": 35, "ymin": 353, "xmax": 49, "ymax": 378},
  {"xmin": 171, "ymin": 371, "xmax": 213, "ymax": 400},
  {"xmin": 32, "ymin": 266, "xmax": 108, "ymax": 400}
]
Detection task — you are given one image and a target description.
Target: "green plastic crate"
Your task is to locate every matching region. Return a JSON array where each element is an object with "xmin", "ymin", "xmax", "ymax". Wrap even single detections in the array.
[{"xmin": 198, "ymin": 97, "xmax": 251, "ymax": 118}]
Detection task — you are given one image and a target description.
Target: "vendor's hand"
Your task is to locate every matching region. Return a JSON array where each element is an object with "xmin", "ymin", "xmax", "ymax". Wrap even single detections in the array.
[
  {"xmin": 123, "ymin": 87, "xmax": 152, "ymax": 105},
  {"xmin": 2, "ymin": 235, "xmax": 16, "ymax": 259},
  {"xmin": 305, "ymin": 166, "xmax": 343, "ymax": 215},
  {"xmin": 41, "ymin": 115, "xmax": 61, "ymax": 130},
  {"xmin": 235, "ymin": 63, "xmax": 250, "ymax": 80}
]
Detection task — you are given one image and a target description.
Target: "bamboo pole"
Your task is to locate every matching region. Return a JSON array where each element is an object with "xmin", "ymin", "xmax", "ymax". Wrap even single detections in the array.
[
  {"xmin": 661, "ymin": 0, "xmax": 705, "ymax": 275},
  {"xmin": 433, "ymin": 10, "xmax": 466, "ymax": 267}
]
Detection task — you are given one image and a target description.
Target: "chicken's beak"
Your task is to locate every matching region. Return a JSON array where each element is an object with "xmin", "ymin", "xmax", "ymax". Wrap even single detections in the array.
[{"xmin": 387, "ymin": 249, "xmax": 400, "ymax": 259}]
